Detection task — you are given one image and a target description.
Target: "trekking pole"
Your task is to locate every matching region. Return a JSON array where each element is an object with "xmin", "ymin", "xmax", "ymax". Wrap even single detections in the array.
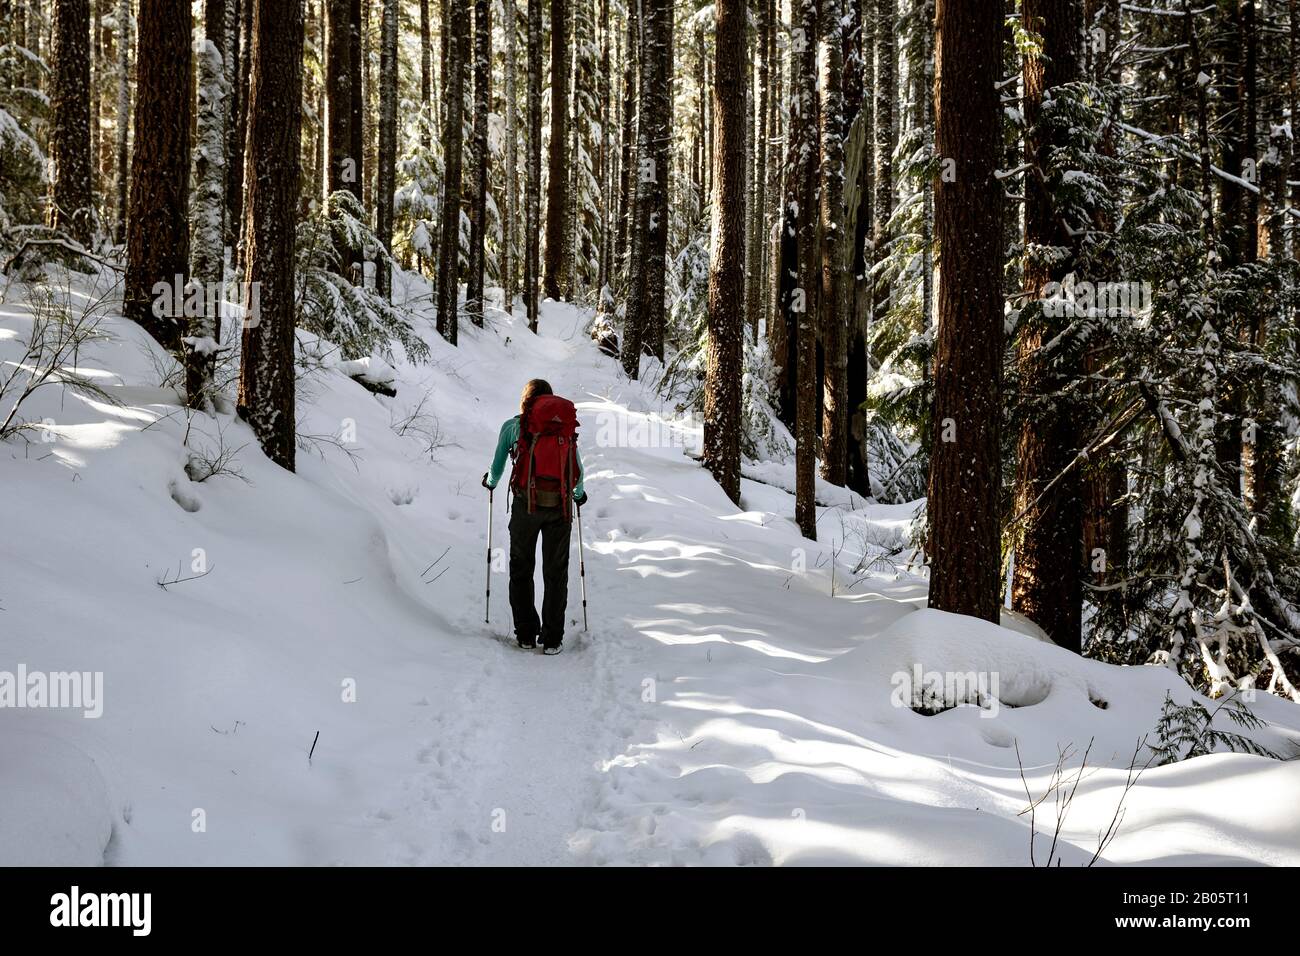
[
  {"xmin": 485, "ymin": 484, "xmax": 494, "ymax": 625},
  {"xmin": 576, "ymin": 503, "xmax": 588, "ymax": 631}
]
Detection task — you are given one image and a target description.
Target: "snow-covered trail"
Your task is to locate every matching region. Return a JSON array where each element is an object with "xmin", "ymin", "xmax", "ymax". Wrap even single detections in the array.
[
  {"xmin": 362, "ymin": 297, "xmax": 852, "ymax": 866},
  {"xmin": 363, "ymin": 304, "xmax": 660, "ymax": 865},
  {"xmin": 5, "ymin": 278, "xmax": 1300, "ymax": 867}
]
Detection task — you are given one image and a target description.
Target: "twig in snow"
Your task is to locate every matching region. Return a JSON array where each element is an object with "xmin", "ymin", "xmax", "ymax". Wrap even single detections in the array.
[{"xmin": 156, "ymin": 561, "xmax": 214, "ymax": 590}]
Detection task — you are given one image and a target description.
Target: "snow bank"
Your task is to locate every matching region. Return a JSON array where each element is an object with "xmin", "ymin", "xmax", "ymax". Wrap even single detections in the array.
[{"xmin": 0, "ymin": 730, "xmax": 114, "ymax": 866}]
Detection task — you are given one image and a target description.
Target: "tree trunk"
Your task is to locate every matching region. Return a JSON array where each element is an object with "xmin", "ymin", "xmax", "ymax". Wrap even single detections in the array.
[
  {"xmin": 845, "ymin": 0, "xmax": 873, "ymax": 496},
  {"xmin": 1081, "ymin": 0, "xmax": 1127, "ymax": 632},
  {"xmin": 771, "ymin": 6, "xmax": 797, "ymax": 429},
  {"xmin": 228, "ymin": 0, "xmax": 253, "ymax": 263},
  {"xmin": 614, "ymin": 0, "xmax": 638, "ymax": 280},
  {"xmin": 543, "ymin": 0, "xmax": 570, "ymax": 300},
  {"xmin": 309, "ymin": 4, "xmax": 324, "ymax": 205},
  {"xmin": 594, "ymin": 0, "xmax": 611, "ymax": 311},
  {"xmin": 326, "ymin": 0, "xmax": 355, "ymax": 199},
  {"xmin": 466, "ymin": 0, "xmax": 491, "ymax": 325},
  {"xmin": 793, "ymin": 0, "xmax": 818, "ymax": 540},
  {"xmin": 764, "ymin": 0, "xmax": 782, "ymax": 363},
  {"xmin": 643, "ymin": 0, "xmax": 672, "ymax": 360},
  {"xmin": 925, "ymin": 0, "xmax": 1004, "ymax": 622},
  {"xmin": 91, "ymin": 0, "xmax": 102, "ymax": 203},
  {"xmin": 439, "ymin": 0, "xmax": 449, "ymax": 132},
  {"xmin": 1239, "ymin": 0, "xmax": 1275, "ymax": 530},
  {"xmin": 29, "ymin": 0, "xmax": 45, "ymax": 97},
  {"xmin": 436, "ymin": 0, "xmax": 468, "ymax": 343},
  {"xmin": 524, "ymin": 0, "xmax": 543, "ymax": 330},
  {"xmin": 222, "ymin": 0, "xmax": 241, "ymax": 248},
  {"xmin": 620, "ymin": 0, "xmax": 666, "ymax": 378},
  {"xmin": 703, "ymin": 0, "xmax": 746, "ymax": 504},
  {"xmin": 325, "ymin": 0, "xmax": 362, "ymax": 278},
  {"xmin": 503, "ymin": 0, "xmax": 519, "ymax": 311},
  {"xmin": 237, "ymin": 0, "xmax": 303, "ymax": 472},
  {"xmin": 375, "ymin": 0, "xmax": 397, "ymax": 298},
  {"xmin": 871, "ymin": 0, "xmax": 895, "ymax": 327},
  {"xmin": 124, "ymin": 0, "xmax": 191, "ymax": 352},
  {"xmin": 49, "ymin": 0, "xmax": 93, "ymax": 244},
  {"xmin": 188, "ymin": 0, "xmax": 231, "ymax": 406},
  {"xmin": 745, "ymin": 0, "xmax": 769, "ymax": 343},
  {"xmin": 419, "ymin": 0, "xmax": 431, "ymax": 150},
  {"xmin": 819, "ymin": 0, "xmax": 849, "ymax": 488},
  {"xmin": 1011, "ymin": 0, "xmax": 1083, "ymax": 651},
  {"xmin": 112, "ymin": 0, "xmax": 131, "ymax": 245},
  {"xmin": 349, "ymin": 0, "xmax": 365, "ymax": 219}
]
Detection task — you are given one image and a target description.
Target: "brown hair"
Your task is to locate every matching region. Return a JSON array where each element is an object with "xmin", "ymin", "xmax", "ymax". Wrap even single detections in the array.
[{"xmin": 519, "ymin": 378, "xmax": 553, "ymax": 427}]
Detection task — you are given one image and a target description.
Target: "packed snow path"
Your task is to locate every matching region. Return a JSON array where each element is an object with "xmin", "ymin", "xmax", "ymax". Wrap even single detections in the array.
[
  {"xmin": 3, "ymin": 280, "xmax": 1299, "ymax": 866},
  {"xmin": 368, "ymin": 304, "xmax": 686, "ymax": 866}
]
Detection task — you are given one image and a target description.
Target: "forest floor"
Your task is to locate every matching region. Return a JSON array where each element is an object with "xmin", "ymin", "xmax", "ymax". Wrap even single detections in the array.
[{"xmin": 3, "ymin": 267, "xmax": 1300, "ymax": 866}]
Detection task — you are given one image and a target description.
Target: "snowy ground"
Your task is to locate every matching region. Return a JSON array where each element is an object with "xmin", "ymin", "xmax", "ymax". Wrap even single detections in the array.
[{"xmin": 3, "ymin": 269, "xmax": 1299, "ymax": 866}]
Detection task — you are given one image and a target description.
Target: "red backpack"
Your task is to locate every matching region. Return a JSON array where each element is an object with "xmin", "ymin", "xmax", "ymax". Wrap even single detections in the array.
[{"xmin": 510, "ymin": 395, "xmax": 580, "ymax": 516}]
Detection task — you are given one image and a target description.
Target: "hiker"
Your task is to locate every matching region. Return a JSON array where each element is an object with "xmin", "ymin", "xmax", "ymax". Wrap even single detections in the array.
[{"xmin": 482, "ymin": 379, "xmax": 587, "ymax": 654}]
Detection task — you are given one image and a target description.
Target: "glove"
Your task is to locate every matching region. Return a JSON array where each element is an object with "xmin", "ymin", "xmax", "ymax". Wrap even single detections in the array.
[
  {"xmin": 482, "ymin": 472, "xmax": 494, "ymax": 490},
  {"xmin": 574, "ymin": 491, "xmax": 588, "ymax": 507}
]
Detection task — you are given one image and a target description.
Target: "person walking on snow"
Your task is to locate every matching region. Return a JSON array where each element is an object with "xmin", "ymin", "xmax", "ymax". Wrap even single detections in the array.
[{"xmin": 483, "ymin": 379, "xmax": 587, "ymax": 654}]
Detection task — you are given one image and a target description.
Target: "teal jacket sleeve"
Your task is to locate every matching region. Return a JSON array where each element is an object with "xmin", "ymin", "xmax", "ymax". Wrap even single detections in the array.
[
  {"xmin": 573, "ymin": 443, "xmax": 585, "ymax": 500},
  {"xmin": 486, "ymin": 417, "xmax": 518, "ymax": 489}
]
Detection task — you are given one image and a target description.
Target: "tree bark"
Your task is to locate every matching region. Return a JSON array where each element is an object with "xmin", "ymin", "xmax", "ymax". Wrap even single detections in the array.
[
  {"xmin": 325, "ymin": 0, "xmax": 362, "ymax": 279},
  {"xmin": 594, "ymin": 0, "xmax": 611, "ymax": 310},
  {"xmin": 845, "ymin": 0, "xmax": 873, "ymax": 496},
  {"xmin": 871, "ymin": 0, "xmax": 895, "ymax": 327},
  {"xmin": 124, "ymin": 0, "xmax": 192, "ymax": 352},
  {"xmin": 349, "ymin": 0, "xmax": 364, "ymax": 214},
  {"xmin": 614, "ymin": 0, "xmax": 638, "ymax": 282},
  {"xmin": 745, "ymin": 0, "xmax": 769, "ymax": 343},
  {"xmin": 703, "ymin": 0, "xmax": 746, "ymax": 504},
  {"xmin": 543, "ymin": 0, "xmax": 570, "ymax": 299},
  {"xmin": 419, "ymin": 0, "xmax": 431, "ymax": 150},
  {"xmin": 1081, "ymin": 0, "xmax": 1127, "ymax": 629},
  {"xmin": 375, "ymin": 0, "xmax": 397, "ymax": 298},
  {"xmin": 436, "ymin": 0, "xmax": 468, "ymax": 343},
  {"xmin": 925, "ymin": 0, "xmax": 1004, "ymax": 622},
  {"xmin": 222, "ymin": 0, "xmax": 242, "ymax": 248},
  {"xmin": 643, "ymin": 0, "xmax": 672, "ymax": 360},
  {"xmin": 819, "ymin": 0, "xmax": 849, "ymax": 488},
  {"xmin": 765, "ymin": 0, "xmax": 783, "ymax": 375},
  {"xmin": 188, "ymin": 0, "xmax": 232, "ymax": 406},
  {"xmin": 466, "ymin": 0, "xmax": 491, "ymax": 325},
  {"xmin": 793, "ymin": 0, "xmax": 818, "ymax": 539},
  {"xmin": 524, "ymin": 0, "xmax": 543, "ymax": 330},
  {"xmin": 503, "ymin": 0, "xmax": 519, "ymax": 310},
  {"xmin": 620, "ymin": 0, "xmax": 668, "ymax": 377},
  {"xmin": 91, "ymin": 0, "xmax": 102, "ymax": 205},
  {"xmin": 238, "ymin": 0, "xmax": 304, "ymax": 472},
  {"xmin": 1011, "ymin": 0, "xmax": 1083, "ymax": 651},
  {"xmin": 228, "ymin": 0, "xmax": 253, "ymax": 264},
  {"xmin": 326, "ymin": 0, "xmax": 357, "ymax": 199},
  {"xmin": 1239, "ymin": 0, "xmax": 1276, "ymax": 531},
  {"xmin": 49, "ymin": 0, "xmax": 93, "ymax": 244},
  {"xmin": 112, "ymin": 0, "xmax": 131, "ymax": 245}
]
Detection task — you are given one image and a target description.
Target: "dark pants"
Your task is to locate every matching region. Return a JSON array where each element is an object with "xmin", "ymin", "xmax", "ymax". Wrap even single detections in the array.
[{"xmin": 508, "ymin": 494, "xmax": 571, "ymax": 646}]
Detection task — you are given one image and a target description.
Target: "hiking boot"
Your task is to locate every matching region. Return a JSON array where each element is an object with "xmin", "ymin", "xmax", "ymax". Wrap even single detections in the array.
[
  {"xmin": 516, "ymin": 635, "xmax": 538, "ymax": 649},
  {"xmin": 541, "ymin": 642, "xmax": 563, "ymax": 656}
]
